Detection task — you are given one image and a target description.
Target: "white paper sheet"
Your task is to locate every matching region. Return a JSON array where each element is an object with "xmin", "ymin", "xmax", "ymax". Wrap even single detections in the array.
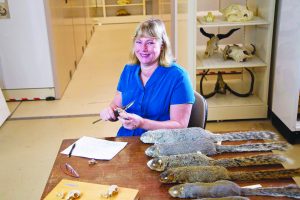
[{"xmin": 61, "ymin": 136, "xmax": 127, "ymax": 160}]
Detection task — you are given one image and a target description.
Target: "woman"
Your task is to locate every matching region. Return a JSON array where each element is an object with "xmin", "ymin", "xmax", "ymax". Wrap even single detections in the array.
[{"xmin": 100, "ymin": 18, "xmax": 195, "ymax": 136}]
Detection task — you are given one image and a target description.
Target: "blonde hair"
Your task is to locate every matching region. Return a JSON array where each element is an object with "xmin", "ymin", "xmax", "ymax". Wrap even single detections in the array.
[{"xmin": 129, "ymin": 18, "xmax": 174, "ymax": 67}]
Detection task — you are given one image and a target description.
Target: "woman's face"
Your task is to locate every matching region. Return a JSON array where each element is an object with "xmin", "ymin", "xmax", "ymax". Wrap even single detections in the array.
[{"xmin": 134, "ymin": 37, "xmax": 162, "ymax": 67}]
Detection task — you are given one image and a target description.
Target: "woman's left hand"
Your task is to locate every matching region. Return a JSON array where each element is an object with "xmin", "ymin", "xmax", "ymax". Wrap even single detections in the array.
[{"xmin": 118, "ymin": 111, "xmax": 144, "ymax": 130}]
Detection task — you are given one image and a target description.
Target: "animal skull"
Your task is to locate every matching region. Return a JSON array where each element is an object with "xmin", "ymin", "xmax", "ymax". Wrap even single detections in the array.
[
  {"xmin": 200, "ymin": 28, "xmax": 240, "ymax": 57},
  {"xmin": 221, "ymin": 4, "xmax": 254, "ymax": 22},
  {"xmin": 204, "ymin": 36, "xmax": 219, "ymax": 57},
  {"xmin": 223, "ymin": 44, "xmax": 256, "ymax": 62}
]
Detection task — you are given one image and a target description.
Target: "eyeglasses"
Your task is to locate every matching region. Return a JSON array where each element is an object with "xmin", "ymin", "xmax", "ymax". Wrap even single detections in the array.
[{"xmin": 60, "ymin": 163, "xmax": 80, "ymax": 178}]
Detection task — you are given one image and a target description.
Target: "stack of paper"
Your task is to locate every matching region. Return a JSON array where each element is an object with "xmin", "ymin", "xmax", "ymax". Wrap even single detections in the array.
[{"xmin": 61, "ymin": 136, "xmax": 127, "ymax": 160}]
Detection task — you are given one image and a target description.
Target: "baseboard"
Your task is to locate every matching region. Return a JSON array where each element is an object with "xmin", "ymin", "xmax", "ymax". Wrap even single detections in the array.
[
  {"xmin": 2, "ymin": 88, "xmax": 55, "ymax": 101},
  {"xmin": 269, "ymin": 109, "xmax": 300, "ymax": 144}
]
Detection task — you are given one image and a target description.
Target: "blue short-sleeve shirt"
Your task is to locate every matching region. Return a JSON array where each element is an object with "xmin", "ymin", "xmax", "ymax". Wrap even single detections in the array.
[{"xmin": 116, "ymin": 63, "xmax": 195, "ymax": 136}]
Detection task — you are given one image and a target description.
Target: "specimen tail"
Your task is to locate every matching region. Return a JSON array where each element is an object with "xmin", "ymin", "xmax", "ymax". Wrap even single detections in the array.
[
  {"xmin": 241, "ymin": 185, "xmax": 300, "ymax": 199},
  {"xmin": 216, "ymin": 142, "xmax": 289, "ymax": 153},
  {"xmin": 230, "ymin": 168, "xmax": 300, "ymax": 181},
  {"xmin": 219, "ymin": 131, "xmax": 278, "ymax": 141},
  {"xmin": 213, "ymin": 154, "xmax": 288, "ymax": 167}
]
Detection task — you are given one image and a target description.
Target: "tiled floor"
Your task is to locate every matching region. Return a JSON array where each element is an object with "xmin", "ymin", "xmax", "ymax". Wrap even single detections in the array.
[{"xmin": 0, "ymin": 23, "xmax": 299, "ymax": 200}]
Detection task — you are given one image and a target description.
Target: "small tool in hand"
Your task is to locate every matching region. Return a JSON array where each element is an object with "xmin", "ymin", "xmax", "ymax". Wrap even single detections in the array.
[{"xmin": 92, "ymin": 100, "xmax": 135, "ymax": 124}]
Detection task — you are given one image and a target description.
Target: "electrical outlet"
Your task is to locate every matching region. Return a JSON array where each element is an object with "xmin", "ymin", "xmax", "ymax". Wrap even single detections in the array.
[{"xmin": 0, "ymin": 0, "xmax": 10, "ymax": 19}]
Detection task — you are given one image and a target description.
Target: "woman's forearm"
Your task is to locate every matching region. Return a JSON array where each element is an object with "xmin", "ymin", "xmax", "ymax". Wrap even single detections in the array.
[{"xmin": 140, "ymin": 118, "xmax": 187, "ymax": 131}]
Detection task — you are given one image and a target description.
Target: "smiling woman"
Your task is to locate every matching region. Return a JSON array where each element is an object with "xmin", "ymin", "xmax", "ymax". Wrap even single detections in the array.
[
  {"xmin": 134, "ymin": 37, "xmax": 162, "ymax": 77},
  {"xmin": 99, "ymin": 18, "xmax": 195, "ymax": 137}
]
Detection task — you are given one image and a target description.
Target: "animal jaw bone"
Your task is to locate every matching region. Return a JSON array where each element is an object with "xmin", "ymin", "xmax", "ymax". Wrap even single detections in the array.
[
  {"xmin": 221, "ymin": 4, "xmax": 254, "ymax": 22},
  {"xmin": 200, "ymin": 28, "xmax": 240, "ymax": 57}
]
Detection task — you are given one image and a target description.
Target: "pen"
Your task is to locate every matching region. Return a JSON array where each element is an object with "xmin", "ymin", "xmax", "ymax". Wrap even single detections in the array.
[
  {"xmin": 92, "ymin": 118, "xmax": 102, "ymax": 124},
  {"xmin": 68, "ymin": 143, "xmax": 76, "ymax": 157}
]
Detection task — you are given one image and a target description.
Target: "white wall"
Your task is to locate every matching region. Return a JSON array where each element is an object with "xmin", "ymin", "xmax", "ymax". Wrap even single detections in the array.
[
  {"xmin": 0, "ymin": 0, "xmax": 54, "ymax": 89},
  {"xmin": 271, "ymin": 0, "xmax": 300, "ymax": 131}
]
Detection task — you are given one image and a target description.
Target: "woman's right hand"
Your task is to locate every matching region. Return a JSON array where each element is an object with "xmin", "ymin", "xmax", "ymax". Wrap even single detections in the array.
[{"xmin": 100, "ymin": 106, "xmax": 118, "ymax": 121}]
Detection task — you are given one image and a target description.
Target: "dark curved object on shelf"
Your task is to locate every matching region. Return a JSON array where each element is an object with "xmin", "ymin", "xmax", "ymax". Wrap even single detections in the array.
[
  {"xmin": 200, "ymin": 68, "xmax": 254, "ymax": 98},
  {"xmin": 200, "ymin": 28, "xmax": 240, "ymax": 40}
]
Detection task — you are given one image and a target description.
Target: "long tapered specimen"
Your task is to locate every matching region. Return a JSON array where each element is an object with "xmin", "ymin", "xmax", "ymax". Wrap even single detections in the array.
[
  {"xmin": 169, "ymin": 180, "xmax": 300, "ymax": 199},
  {"xmin": 160, "ymin": 166, "xmax": 300, "ymax": 184},
  {"xmin": 147, "ymin": 153, "xmax": 288, "ymax": 172},
  {"xmin": 145, "ymin": 139, "xmax": 288, "ymax": 157},
  {"xmin": 140, "ymin": 128, "xmax": 277, "ymax": 144}
]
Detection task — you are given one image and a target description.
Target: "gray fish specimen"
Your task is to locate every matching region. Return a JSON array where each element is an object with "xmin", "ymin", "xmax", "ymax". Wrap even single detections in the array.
[
  {"xmin": 169, "ymin": 180, "xmax": 300, "ymax": 199},
  {"xmin": 140, "ymin": 128, "xmax": 277, "ymax": 144},
  {"xmin": 160, "ymin": 166, "xmax": 300, "ymax": 183},
  {"xmin": 145, "ymin": 138, "xmax": 289, "ymax": 157},
  {"xmin": 147, "ymin": 153, "xmax": 288, "ymax": 171}
]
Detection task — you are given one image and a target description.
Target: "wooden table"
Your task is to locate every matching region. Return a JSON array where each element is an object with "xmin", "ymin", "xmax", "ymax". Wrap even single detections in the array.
[{"xmin": 41, "ymin": 137, "xmax": 296, "ymax": 200}]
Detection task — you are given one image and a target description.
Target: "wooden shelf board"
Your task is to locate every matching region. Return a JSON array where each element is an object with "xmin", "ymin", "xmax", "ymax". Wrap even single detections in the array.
[
  {"xmin": 196, "ymin": 46, "xmax": 267, "ymax": 69},
  {"xmin": 197, "ymin": 14, "xmax": 269, "ymax": 27}
]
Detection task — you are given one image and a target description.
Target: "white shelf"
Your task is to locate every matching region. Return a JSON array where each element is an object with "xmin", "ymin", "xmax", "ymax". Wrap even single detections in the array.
[
  {"xmin": 95, "ymin": 15, "xmax": 148, "ymax": 24},
  {"xmin": 197, "ymin": 16, "xmax": 269, "ymax": 28},
  {"xmin": 89, "ymin": 4, "xmax": 103, "ymax": 8},
  {"xmin": 206, "ymin": 93, "xmax": 263, "ymax": 107},
  {"xmin": 89, "ymin": 0, "xmax": 146, "ymax": 22},
  {"xmin": 196, "ymin": 78, "xmax": 267, "ymax": 120},
  {"xmin": 73, "ymin": 5, "xmax": 103, "ymax": 8},
  {"xmin": 105, "ymin": 3, "xmax": 144, "ymax": 7},
  {"xmin": 196, "ymin": 46, "xmax": 267, "ymax": 70},
  {"xmin": 185, "ymin": 1, "xmax": 276, "ymax": 120},
  {"xmin": 296, "ymin": 121, "xmax": 300, "ymax": 131},
  {"xmin": 197, "ymin": 78, "xmax": 267, "ymax": 120}
]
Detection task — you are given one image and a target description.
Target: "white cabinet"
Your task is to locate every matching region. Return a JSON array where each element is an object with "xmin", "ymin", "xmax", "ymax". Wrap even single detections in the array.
[
  {"xmin": 87, "ymin": 0, "xmax": 147, "ymax": 24},
  {"xmin": 0, "ymin": 0, "xmax": 55, "ymax": 100},
  {"xmin": 45, "ymin": 0, "xmax": 95, "ymax": 99},
  {"xmin": 270, "ymin": 0, "xmax": 300, "ymax": 143},
  {"xmin": 0, "ymin": 0, "xmax": 94, "ymax": 100},
  {"xmin": 183, "ymin": 0, "xmax": 276, "ymax": 121}
]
